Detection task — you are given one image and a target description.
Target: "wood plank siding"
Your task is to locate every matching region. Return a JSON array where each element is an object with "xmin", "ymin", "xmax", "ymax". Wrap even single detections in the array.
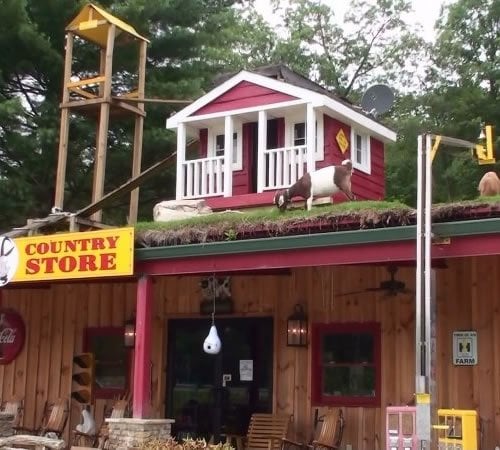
[
  {"xmin": 323, "ymin": 115, "xmax": 385, "ymax": 200},
  {"xmin": 193, "ymin": 81, "xmax": 297, "ymax": 116},
  {"xmin": 0, "ymin": 257, "xmax": 498, "ymax": 450}
]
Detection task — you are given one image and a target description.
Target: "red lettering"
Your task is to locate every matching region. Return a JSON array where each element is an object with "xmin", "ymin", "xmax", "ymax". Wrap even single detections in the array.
[
  {"xmin": 40, "ymin": 256, "xmax": 58, "ymax": 273},
  {"xmin": 106, "ymin": 236, "xmax": 119, "ymax": 249},
  {"xmin": 78, "ymin": 254, "xmax": 98, "ymax": 272},
  {"xmin": 91, "ymin": 238, "xmax": 105, "ymax": 251},
  {"xmin": 100, "ymin": 253, "xmax": 116, "ymax": 270},
  {"xmin": 37, "ymin": 242, "xmax": 50, "ymax": 254},
  {"xmin": 59, "ymin": 256, "xmax": 77, "ymax": 272},
  {"xmin": 79, "ymin": 239, "xmax": 92, "ymax": 251},
  {"xmin": 25, "ymin": 244, "xmax": 37, "ymax": 256},
  {"xmin": 25, "ymin": 258, "xmax": 40, "ymax": 275},
  {"xmin": 64, "ymin": 240, "xmax": 77, "ymax": 252}
]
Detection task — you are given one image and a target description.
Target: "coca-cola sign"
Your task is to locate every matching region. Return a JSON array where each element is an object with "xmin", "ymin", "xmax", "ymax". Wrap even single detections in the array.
[{"xmin": 0, "ymin": 309, "xmax": 25, "ymax": 364}]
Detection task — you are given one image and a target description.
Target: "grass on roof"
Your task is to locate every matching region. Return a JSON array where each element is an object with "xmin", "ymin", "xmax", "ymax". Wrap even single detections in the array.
[{"xmin": 135, "ymin": 200, "xmax": 412, "ymax": 232}]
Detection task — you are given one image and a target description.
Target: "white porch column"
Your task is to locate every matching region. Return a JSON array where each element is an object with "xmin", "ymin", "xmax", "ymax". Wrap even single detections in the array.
[
  {"xmin": 224, "ymin": 115, "xmax": 234, "ymax": 197},
  {"xmin": 257, "ymin": 110, "xmax": 267, "ymax": 193},
  {"xmin": 306, "ymin": 103, "xmax": 316, "ymax": 173},
  {"xmin": 175, "ymin": 123, "xmax": 186, "ymax": 200}
]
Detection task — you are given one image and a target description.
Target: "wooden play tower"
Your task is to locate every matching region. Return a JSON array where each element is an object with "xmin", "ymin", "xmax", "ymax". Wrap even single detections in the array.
[{"xmin": 54, "ymin": 4, "xmax": 149, "ymax": 225}]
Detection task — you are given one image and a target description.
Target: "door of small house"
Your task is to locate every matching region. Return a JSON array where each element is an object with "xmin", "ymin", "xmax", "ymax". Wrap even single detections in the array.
[{"xmin": 167, "ymin": 317, "xmax": 273, "ymax": 442}]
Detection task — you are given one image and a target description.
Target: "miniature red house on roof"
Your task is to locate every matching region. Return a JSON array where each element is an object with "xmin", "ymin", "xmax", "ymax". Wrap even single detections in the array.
[{"xmin": 166, "ymin": 65, "xmax": 397, "ymax": 210}]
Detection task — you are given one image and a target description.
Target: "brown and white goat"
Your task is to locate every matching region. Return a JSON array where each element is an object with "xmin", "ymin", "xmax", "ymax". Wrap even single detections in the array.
[
  {"xmin": 274, "ymin": 159, "xmax": 355, "ymax": 211},
  {"xmin": 478, "ymin": 171, "xmax": 500, "ymax": 196}
]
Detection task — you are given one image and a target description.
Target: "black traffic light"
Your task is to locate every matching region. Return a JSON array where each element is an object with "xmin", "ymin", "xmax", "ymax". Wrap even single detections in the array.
[{"xmin": 72, "ymin": 353, "xmax": 95, "ymax": 404}]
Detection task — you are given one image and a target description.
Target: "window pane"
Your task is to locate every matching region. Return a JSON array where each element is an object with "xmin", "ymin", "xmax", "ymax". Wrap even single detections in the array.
[
  {"xmin": 294, "ymin": 123, "xmax": 306, "ymax": 146},
  {"xmin": 355, "ymin": 134, "xmax": 363, "ymax": 163},
  {"xmin": 323, "ymin": 332, "xmax": 374, "ymax": 363},
  {"xmin": 215, "ymin": 133, "xmax": 238, "ymax": 164},
  {"xmin": 215, "ymin": 135, "xmax": 224, "ymax": 156},
  {"xmin": 89, "ymin": 334, "xmax": 127, "ymax": 390},
  {"xmin": 322, "ymin": 366, "xmax": 376, "ymax": 397}
]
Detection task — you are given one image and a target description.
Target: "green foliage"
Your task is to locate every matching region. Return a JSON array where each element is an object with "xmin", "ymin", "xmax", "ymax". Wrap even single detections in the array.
[{"xmin": 0, "ymin": 0, "xmax": 498, "ymax": 232}]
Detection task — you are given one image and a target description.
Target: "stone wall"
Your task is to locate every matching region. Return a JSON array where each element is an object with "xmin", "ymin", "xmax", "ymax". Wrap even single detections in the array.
[{"xmin": 106, "ymin": 418, "xmax": 175, "ymax": 450}]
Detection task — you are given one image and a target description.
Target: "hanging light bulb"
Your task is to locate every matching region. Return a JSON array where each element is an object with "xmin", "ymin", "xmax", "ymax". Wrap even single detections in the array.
[{"xmin": 203, "ymin": 275, "xmax": 222, "ymax": 355}]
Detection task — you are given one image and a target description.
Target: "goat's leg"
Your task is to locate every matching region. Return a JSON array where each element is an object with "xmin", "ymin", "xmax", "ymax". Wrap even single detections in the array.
[
  {"xmin": 339, "ymin": 180, "xmax": 356, "ymax": 201},
  {"xmin": 306, "ymin": 196, "xmax": 313, "ymax": 211}
]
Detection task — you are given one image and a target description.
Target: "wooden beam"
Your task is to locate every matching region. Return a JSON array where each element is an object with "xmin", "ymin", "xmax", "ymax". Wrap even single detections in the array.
[
  {"xmin": 68, "ymin": 86, "xmax": 98, "ymax": 99},
  {"xmin": 91, "ymin": 24, "xmax": 115, "ymax": 222},
  {"xmin": 54, "ymin": 32, "xmax": 74, "ymax": 211},
  {"xmin": 129, "ymin": 40, "xmax": 147, "ymax": 225},
  {"xmin": 76, "ymin": 152, "xmax": 177, "ymax": 218},
  {"xmin": 112, "ymin": 97, "xmax": 192, "ymax": 104},
  {"xmin": 66, "ymin": 75, "xmax": 106, "ymax": 88},
  {"xmin": 133, "ymin": 275, "xmax": 153, "ymax": 418}
]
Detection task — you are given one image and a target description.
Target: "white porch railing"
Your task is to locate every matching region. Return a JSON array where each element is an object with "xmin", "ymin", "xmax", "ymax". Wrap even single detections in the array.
[
  {"xmin": 263, "ymin": 145, "xmax": 307, "ymax": 190},
  {"xmin": 180, "ymin": 146, "xmax": 308, "ymax": 199},
  {"xmin": 181, "ymin": 155, "xmax": 225, "ymax": 199}
]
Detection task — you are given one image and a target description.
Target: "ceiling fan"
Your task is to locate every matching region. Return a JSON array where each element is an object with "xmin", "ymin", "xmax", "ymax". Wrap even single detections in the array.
[{"xmin": 337, "ymin": 265, "xmax": 413, "ymax": 297}]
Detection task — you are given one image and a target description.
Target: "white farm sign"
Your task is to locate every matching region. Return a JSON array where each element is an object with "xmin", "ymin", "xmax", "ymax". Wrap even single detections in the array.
[{"xmin": 453, "ymin": 331, "xmax": 477, "ymax": 366}]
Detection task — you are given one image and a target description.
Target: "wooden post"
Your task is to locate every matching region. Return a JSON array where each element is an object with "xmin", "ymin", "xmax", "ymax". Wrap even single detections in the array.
[
  {"xmin": 54, "ymin": 32, "xmax": 74, "ymax": 211},
  {"xmin": 91, "ymin": 24, "xmax": 116, "ymax": 222},
  {"xmin": 175, "ymin": 123, "xmax": 186, "ymax": 200},
  {"xmin": 257, "ymin": 110, "xmax": 267, "ymax": 193},
  {"xmin": 306, "ymin": 103, "xmax": 316, "ymax": 174},
  {"xmin": 129, "ymin": 40, "xmax": 147, "ymax": 224},
  {"xmin": 133, "ymin": 275, "xmax": 153, "ymax": 418},
  {"xmin": 223, "ymin": 115, "xmax": 234, "ymax": 197}
]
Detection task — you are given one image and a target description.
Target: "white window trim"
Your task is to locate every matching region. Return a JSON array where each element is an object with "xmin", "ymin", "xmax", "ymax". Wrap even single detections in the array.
[
  {"xmin": 207, "ymin": 122, "xmax": 243, "ymax": 171},
  {"xmin": 284, "ymin": 112, "xmax": 324, "ymax": 161},
  {"xmin": 350, "ymin": 127, "xmax": 371, "ymax": 174}
]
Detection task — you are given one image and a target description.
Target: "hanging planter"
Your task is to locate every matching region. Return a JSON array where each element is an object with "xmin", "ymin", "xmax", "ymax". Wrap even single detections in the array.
[{"xmin": 202, "ymin": 275, "xmax": 222, "ymax": 355}]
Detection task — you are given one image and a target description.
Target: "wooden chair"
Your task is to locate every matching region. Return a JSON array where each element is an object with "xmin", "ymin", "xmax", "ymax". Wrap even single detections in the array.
[
  {"xmin": 225, "ymin": 413, "xmax": 291, "ymax": 450},
  {"xmin": 72, "ymin": 399, "xmax": 129, "ymax": 449},
  {"xmin": 1, "ymin": 398, "xmax": 24, "ymax": 433},
  {"xmin": 16, "ymin": 398, "xmax": 69, "ymax": 438},
  {"xmin": 282, "ymin": 410, "xmax": 345, "ymax": 450}
]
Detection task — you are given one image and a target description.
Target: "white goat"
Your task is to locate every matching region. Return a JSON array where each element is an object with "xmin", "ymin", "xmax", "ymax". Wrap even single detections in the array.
[
  {"xmin": 478, "ymin": 171, "xmax": 500, "ymax": 196},
  {"xmin": 274, "ymin": 159, "xmax": 355, "ymax": 211}
]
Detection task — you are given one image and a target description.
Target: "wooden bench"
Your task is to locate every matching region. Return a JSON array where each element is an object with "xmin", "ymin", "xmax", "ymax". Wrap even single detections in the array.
[
  {"xmin": 225, "ymin": 413, "xmax": 291, "ymax": 450},
  {"xmin": 0, "ymin": 434, "xmax": 65, "ymax": 450}
]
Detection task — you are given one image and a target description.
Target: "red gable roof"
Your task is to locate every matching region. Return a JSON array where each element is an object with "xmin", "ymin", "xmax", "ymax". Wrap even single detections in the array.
[{"xmin": 193, "ymin": 81, "xmax": 298, "ymax": 115}]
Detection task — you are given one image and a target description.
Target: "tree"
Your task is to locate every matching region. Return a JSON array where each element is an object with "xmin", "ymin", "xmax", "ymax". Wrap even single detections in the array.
[
  {"xmin": 268, "ymin": 0, "xmax": 428, "ymax": 97},
  {"xmin": 0, "ymin": 0, "xmax": 263, "ymax": 230}
]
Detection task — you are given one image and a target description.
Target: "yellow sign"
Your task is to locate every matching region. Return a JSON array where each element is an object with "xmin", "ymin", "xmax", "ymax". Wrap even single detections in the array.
[
  {"xmin": 336, "ymin": 129, "xmax": 349, "ymax": 154},
  {"xmin": 416, "ymin": 393, "xmax": 430, "ymax": 404},
  {"xmin": 12, "ymin": 227, "xmax": 134, "ymax": 283}
]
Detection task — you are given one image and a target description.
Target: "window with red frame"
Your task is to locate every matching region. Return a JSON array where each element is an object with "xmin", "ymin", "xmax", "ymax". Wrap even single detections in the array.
[
  {"xmin": 312, "ymin": 322, "xmax": 381, "ymax": 407},
  {"xmin": 84, "ymin": 327, "xmax": 129, "ymax": 399}
]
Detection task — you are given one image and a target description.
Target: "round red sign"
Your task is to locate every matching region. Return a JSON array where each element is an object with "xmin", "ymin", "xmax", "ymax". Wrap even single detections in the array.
[{"xmin": 0, "ymin": 309, "xmax": 25, "ymax": 364}]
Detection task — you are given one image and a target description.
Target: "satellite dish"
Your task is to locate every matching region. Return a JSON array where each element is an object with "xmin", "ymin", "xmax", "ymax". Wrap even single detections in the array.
[{"xmin": 361, "ymin": 84, "xmax": 394, "ymax": 117}]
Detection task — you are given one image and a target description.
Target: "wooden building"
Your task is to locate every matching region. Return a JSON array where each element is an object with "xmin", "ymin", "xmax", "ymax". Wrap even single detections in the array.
[
  {"xmin": 2, "ymin": 215, "xmax": 500, "ymax": 450},
  {"xmin": 1, "ymin": 5, "xmax": 498, "ymax": 450},
  {"xmin": 166, "ymin": 65, "xmax": 396, "ymax": 210}
]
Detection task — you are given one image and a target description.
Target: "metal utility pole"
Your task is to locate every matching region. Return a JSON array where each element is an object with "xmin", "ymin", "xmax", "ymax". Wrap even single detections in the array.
[{"xmin": 415, "ymin": 130, "xmax": 492, "ymax": 448}]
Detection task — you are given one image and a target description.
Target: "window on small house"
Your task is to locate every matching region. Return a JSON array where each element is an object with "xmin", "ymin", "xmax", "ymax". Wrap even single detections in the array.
[
  {"xmin": 85, "ymin": 327, "xmax": 129, "ymax": 399},
  {"xmin": 212, "ymin": 130, "xmax": 242, "ymax": 170},
  {"xmin": 312, "ymin": 322, "xmax": 380, "ymax": 407},
  {"xmin": 290, "ymin": 120, "xmax": 324, "ymax": 160},
  {"xmin": 293, "ymin": 123, "xmax": 306, "ymax": 147},
  {"xmin": 351, "ymin": 129, "xmax": 371, "ymax": 173}
]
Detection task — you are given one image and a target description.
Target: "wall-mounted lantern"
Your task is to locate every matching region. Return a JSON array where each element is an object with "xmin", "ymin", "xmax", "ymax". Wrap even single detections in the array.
[
  {"xmin": 124, "ymin": 318, "xmax": 136, "ymax": 348},
  {"xmin": 287, "ymin": 304, "xmax": 308, "ymax": 347}
]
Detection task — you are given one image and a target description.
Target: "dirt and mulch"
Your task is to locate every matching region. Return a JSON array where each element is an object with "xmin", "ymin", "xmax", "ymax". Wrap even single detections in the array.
[{"xmin": 135, "ymin": 197, "xmax": 500, "ymax": 248}]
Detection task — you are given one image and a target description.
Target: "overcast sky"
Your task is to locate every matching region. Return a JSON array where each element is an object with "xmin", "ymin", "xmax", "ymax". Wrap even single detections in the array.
[{"xmin": 255, "ymin": 0, "xmax": 452, "ymax": 42}]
